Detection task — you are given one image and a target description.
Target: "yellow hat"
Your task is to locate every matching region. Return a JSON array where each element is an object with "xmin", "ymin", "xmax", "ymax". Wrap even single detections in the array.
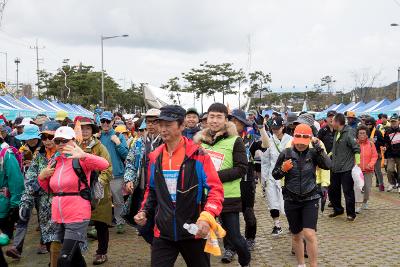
[
  {"xmin": 115, "ymin": 125, "xmax": 128, "ymax": 134},
  {"xmin": 55, "ymin": 110, "xmax": 68, "ymax": 121}
]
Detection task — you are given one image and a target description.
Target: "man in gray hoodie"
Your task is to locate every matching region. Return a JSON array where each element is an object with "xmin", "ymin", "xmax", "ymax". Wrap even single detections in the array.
[{"xmin": 328, "ymin": 113, "xmax": 360, "ymax": 221}]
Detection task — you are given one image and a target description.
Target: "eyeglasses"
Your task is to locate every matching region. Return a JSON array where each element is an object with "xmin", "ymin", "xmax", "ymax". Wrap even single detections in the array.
[
  {"xmin": 294, "ymin": 134, "xmax": 312, "ymax": 139},
  {"xmin": 100, "ymin": 119, "xmax": 111, "ymax": 124},
  {"xmin": 146, "ymin": 120, "xmax": 158, "ymax": 125},
  {"xmin": 41, "ymin": 134, "xmax": 54, "ymax": 141},
  {"xmin": 54, "ymin": 139, "xmax": 70, "ymax": 145}
]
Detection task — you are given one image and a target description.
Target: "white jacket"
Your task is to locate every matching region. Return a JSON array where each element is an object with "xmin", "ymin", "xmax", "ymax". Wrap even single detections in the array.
[{"xmin": 261, "ymin": 133, "xmax": 293, "ymax": 212}]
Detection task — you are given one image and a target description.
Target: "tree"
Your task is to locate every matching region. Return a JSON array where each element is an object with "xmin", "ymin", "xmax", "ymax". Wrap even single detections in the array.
[
  {"xmin": 351, "ymin": 68, "xmax": 382, "ymax": 101},
  {"xmin": 320, "ymin": 75, "xmax": 336, "ymax": 93},
  {"xmin": 203, "ymin": 62, "xmax": 238, "ymax": 104},
  {"xmin": 161, "ymin": 77, "xmax": 182, "ymax": 105},
  {"xmin": 248, "ymin": 70, "xmax": 272, "ymax": 104}
]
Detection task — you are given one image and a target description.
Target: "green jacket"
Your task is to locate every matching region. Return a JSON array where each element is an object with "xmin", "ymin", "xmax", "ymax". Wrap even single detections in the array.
[
  {"xmin": 0, "ymin": 149, "xmax": 24, "ymax": 219},
  {"xmin": 80, "ymin": 138, "xmax": 113, "ymax": 225},
  {"xmin": 332, "ymin": 125, "xmax": 360, "ymax": 173}
]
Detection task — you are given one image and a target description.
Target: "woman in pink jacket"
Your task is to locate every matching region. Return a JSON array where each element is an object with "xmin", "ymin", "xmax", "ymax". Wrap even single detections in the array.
[
  {"xmin": 356, "ymin": 125, "xmax": 378, "ymax": 213},
  {"xmin": 38, "ymin": 126, "xmax": 109, "ymax": 267}
]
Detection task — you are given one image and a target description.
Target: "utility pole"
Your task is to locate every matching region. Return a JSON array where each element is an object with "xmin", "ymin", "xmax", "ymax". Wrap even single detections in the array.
[
  {"xmin": 30, "ymin": 39, "xmax": 45, "ymax": 97},
  {"xmin": 14, "ymin": 58, "xmax": 20, "ymax": 95},
  {"xmin": 397, "ymin": 67, "xmax": 400, "ymax": 99}
]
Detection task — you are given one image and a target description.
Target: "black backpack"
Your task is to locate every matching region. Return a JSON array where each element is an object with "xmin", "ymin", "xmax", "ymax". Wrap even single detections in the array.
[{"xmin": 72, "ymin": 158, "xmax": 101, "ymax": 210}]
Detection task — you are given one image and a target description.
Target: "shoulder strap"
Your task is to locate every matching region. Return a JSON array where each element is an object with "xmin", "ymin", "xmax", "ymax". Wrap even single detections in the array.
[
  {"xmin": 272, "ymin": 136, "xmax": 282, "ymax": 153},
  {"xmin": 72, "ymin": 159, "xmax": 89, "ymax": 191}
]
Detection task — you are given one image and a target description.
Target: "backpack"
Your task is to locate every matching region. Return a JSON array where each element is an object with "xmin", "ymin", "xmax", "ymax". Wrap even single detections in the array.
[
  {"xmin": 0, "ymin": 146, "xmax": 23, "ymax": 171},
  {"xmin": 72, "ymin": 158, "xmax": 104, "ymax": 210}
]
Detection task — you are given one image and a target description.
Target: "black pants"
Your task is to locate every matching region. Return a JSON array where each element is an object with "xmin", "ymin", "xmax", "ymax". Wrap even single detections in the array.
[
  {"xmin": 240, "ymin": 180, "xmax": 257, "ymax": 240},
  {"xmin": 0, "ymin": 248, "xmax": 7, "ymax": 267},
  {"xmin": 329, "ymin": 171, "xmax": 356, "ymax": 218},
  {"xmin": 220, "ymin": 212, "xmax": 251, "ymax": 266},
  {"xmin": 94, "ymin": 221, "xmax": 109, "ymax": 255},
  {"xmin": 57, "ymin": 239, "xmax": 86, "ymax": 267},
  {"xmin": 151, "ymin": 238, "xmax": 209, "ymax": 267},
  {"xmin": 0, "ymin": 209, "xmax": 19, "ymax": 239}
]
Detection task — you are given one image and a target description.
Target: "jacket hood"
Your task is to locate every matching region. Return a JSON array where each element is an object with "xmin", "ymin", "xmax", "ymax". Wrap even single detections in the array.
[{"xmin": 193, "ymin": 121, "xmax": 238, "ymax": 145}]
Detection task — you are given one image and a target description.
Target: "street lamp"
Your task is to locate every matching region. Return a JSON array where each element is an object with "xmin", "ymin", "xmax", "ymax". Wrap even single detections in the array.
[
  {"xmin": 0, "ymin": 52, "xmax": 7, "ymax": 86},
  {"xmin": 390, "ymin": 23, "xmax": 400, "ymax": 98},
  {"xmin": 14, "ymin": 58, "xmax": 20, "ymax": 94},
  {"xmin": 101, "ymin": 34, "xmax": 129, "ymax": 107}
]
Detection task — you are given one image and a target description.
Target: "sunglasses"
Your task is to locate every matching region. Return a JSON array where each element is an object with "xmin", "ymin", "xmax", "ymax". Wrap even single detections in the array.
[
  {"xmin": 294, "ymin": 134, "xmax": 312, "ymax": 139},
  {"xmin": 41, "ymin": 134, "xmax": 54, "ymax": 141},
  {"xmin": 54, "ymin": 139, "xmax": 70, "ymax": 145},
  {"xmin": 100, "ymin": 119, "xmax": 112, "ymax": 124}
]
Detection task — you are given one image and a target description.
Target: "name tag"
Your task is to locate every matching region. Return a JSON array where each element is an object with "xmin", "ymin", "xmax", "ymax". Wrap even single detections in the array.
[
  {"xmin": 205, "ymin": 150, "xmax": 225, "ymax": 171},
  {"xmin": 163, "ymin": 170, "xmax": 179, "ymax": 202}
]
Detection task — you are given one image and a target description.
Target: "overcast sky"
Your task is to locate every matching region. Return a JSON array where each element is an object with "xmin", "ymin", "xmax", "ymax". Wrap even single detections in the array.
[{"xmin": 1, "ymin": 0, "xmax": 400, "ymax": 93}]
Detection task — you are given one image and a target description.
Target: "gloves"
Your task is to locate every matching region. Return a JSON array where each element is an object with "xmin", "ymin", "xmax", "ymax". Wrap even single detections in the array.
[
  {"xmin": 312, "ymin": 138, "xmax": 323, "ymax": 153},
  {"xmin": 19, "ymin": 207, "xmax": 31, "ymax": 222},
  {"xmin": 281, "ymin": 159, "xmax": 293, "ymax": 172}
]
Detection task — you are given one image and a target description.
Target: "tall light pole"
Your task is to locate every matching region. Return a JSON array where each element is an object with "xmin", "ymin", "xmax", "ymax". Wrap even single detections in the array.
[
  {"xmin": 14, "ymin": 58, "xmax": 20, "ymax": 95},
  {"xmin": 391, "ymin": 23, "xmax": 400, "ymax": 98},
  {"xmin": 101, "ymin": 34, "xmax": 128, "ymax": 107},
  {"xmin": 0, "ymin": 52, "xmax": 7, "ymax": 86}
]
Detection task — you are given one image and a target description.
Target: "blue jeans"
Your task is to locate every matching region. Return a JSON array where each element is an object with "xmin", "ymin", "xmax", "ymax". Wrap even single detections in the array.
[{"xmin": 220, "ymin": 212, "xmax": 251, "ymax": 266}]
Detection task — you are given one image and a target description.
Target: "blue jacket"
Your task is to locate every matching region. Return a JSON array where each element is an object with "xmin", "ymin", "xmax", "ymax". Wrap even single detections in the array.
[{"xmin": 100, "ymin": 129, "xmax": 129, "ymax": 178}]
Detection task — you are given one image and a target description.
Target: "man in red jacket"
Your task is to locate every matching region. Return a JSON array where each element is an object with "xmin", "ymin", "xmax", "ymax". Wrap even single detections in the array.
[{"xmin": 134, "ymin": 105, "xmax": 224, "ymax": 267}]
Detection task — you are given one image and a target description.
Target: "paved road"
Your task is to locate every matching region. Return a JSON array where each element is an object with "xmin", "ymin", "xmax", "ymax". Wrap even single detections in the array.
[{"xmin": 5, "ymin": 180, "xmax": 400, "ymax": 266}]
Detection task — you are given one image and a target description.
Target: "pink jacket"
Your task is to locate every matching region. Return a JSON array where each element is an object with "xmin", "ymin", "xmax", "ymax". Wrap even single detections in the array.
[
  {"xmin": 358, "ymin": 139, "xmax": 378, "ymax": 173},
  {"xmin": 38, "ymin": 153, "xmax": 109, "ymax": 224}
]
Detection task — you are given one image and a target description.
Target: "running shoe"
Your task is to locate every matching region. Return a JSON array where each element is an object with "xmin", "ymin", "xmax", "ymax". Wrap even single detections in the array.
[
  {"xmin": 246, "ymin": 238, "xmax": 256, "ymax": 251},
  {"xmin": 271, "ymin": 226, "xmax": 283, "ymax": 236},
  {"xmin": 221, "ymin": 249, "xmax": 236, "ymax": 263}
]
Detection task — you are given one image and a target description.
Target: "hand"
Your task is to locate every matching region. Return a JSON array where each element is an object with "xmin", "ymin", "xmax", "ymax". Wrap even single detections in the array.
[
  {"xmin": 125, "ymin": 181, "xmax": 134, "ymax": 194},
  {"xmin": 367, "ymin": 163, "xmax": 374, "ymax": 171},
  {"xmin": 39, "ymin": 166, "xmax": 55, "ymax": 180},
  {"xmin": 311, "ymin": 138, "xmax": 323, "ymax": 152},
  {"xmin": 23, "ymin": 160, "xmax": 32, "ymax": 167},
  {"xmin": 19, "ymin": 207, "xmax": 31, "ymax": 222},
  {"xmin": 111, "ymin": 135, "xmax": 121, "ymax": 146},
  {"xmin": 134, "ymin": 211, "xmax": 147, "ymax": 226},
  {"xmin": 62, "ymin": 144, "xmax": 87, "ymax": 159},
  {"xmin": 281, "ymin": 159, "xmax": 293, "ymax": 172},
  {"xmin": 196, "ymin": 220, "xmax": 210, "ymax": 239},
  {"xmin": 321, "ymin": 186, "xmax": 328, "ymax": 199}
]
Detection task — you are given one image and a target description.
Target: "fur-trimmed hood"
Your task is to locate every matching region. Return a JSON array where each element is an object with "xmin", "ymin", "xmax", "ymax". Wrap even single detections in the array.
[{"xmin": 193, "ymin": 121, "xmax": 238, "ymax": 146}]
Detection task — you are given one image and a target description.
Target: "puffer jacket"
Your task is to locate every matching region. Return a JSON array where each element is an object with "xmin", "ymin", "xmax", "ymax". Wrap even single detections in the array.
[
  {"xmin": 272, "ymin": 146, "xmax": 331, "ymax": 201},
  {"xmin": 38, "ymin": 153, "xmax": 109, "ymax": 224},
  {"xmin": 331, "ymin": 125, "xmax": 360, "ymax": 173},
  {"xmin": 358, "ymin": 139, "xmax": 378, "ymax": 173}
]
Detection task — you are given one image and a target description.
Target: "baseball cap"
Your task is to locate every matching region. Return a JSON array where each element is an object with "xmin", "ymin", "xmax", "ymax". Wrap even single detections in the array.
[
  {"xmin": 100, "ymin": 111, "xmax": 113, "ymax": 121},
  {"xmin": 390, "ymin": 113, "xmax": 399, "ymax": 121},
  {"xmin": 271, "ymin": 117, "xmax": 284, "ymax": 128},
  {"xmin": 55, "ymin": 110, "xmax": 68, "ymax": 121},
  {"xmin": 201, "ymin": 112, "xmax": 208, "ymax": 121},
  {"xmin": 346, "ymin": 111, "xmax": 356, "ymax": 118},
  {"xmin": 54, "ymin": 126, "xmax": 76, "ymax": 140},
  {"xmin": 293, "ymin": 124, "xmax": 313, "ymax": 146},
  {"xmin": 157, "ymin": 105, "xmax": 186, "ymax": 122},
  {"xmin": 327, "ymin": 110, "xmax": 337, "ymax": 117},
  {"xmin": 41, "ymin": 121, "xmax": 61, "ymax": 134},
  {"xmin": 286, "ymin": 112, "xmax": 298, "ymax": 126},
  {"xmin": 186, "ymin": 108, "xmax": 199, "ymax": 117},
  {"xmin": 145, "ymin": 108, "xmax": 161, "ymax": 117},
  {"xmin": 16, "ymin": 124, "xmax": 41, "ymax": 141},
  {"xmin": 115, "ymin": 125, "xmax": 129, "ymax": 134}
]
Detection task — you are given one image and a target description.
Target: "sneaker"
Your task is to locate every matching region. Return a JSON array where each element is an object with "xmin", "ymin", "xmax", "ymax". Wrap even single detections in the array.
[
  {"xmin": 393, "ymin": 184, "xmax": 398, "ymax": 189},
  {"xmin": 379, "ymin": 184, "xmax": 385, "ymax": 192},
  {"xmin": 221, "ymin": 249, "xmax": 236, "ymax": 263},
  {"xmin": 116, "ymin": 224, "xmax": 125, "ymax": 234},
  {"xmin": 271, "ymin": 226, "xmax": 283, "ymax": 236},
  {"xmin": 246, "ymin": 238, "xmax": 255, "ymax": 251},
  {"xmin": 93, "ymin": 254, "xmax": 108, "ymax": 265},
  {"xmin": 387, "ymin": 184, "xmax": 394, "ymax": 192},
  {"xmin": 88, "ymin": 228, "xmax": 98, "ymax": 239},
  {"xmin": 346, "ymin": 216, "xmax": 356, "ymax": 222},
  {"xmin": 328, "ymin": 211, "xmax": 344, "ymax": 218},
  {"xmin": 355, "ymin": 207, "xmax": 362, "ymax": 214},
  {"xmin": 37, "ymin": 244, "xmax": 48, "ymax": 254},
  {"xmin": 6, "ymin": 247, "xmax": 21, "ymax": 259},
  {"xmin": 362, "ymin": 203, "xmax": 369, "ymax": 210}
]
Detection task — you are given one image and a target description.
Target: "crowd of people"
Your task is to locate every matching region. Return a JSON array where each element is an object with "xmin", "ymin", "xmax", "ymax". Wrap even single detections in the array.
[{"xmin": 0, "ymin": 104, "xmax": 398, "ymax": 267}]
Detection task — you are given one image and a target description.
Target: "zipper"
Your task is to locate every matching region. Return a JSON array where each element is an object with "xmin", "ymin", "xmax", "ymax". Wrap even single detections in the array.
[{"xmin": 57, "ymin": 158, "xmax": 65, "ymax": 223}]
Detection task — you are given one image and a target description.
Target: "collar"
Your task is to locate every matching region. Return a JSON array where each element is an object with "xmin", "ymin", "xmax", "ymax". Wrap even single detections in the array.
[
  {"xmin": 45, "ymin": 147, "xmax": 57, "ymax": 160},
  {"xmin": 163, "ymin": 136, "xmax": 185, "ymax": 156}
]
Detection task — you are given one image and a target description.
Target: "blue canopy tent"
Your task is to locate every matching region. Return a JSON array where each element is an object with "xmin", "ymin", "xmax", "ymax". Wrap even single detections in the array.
[
  {"xmin": 337, "ymin": 102, "xmax": 359, "ymax": 113},
  {"xmin": 357, "ymin": 99, "xmax": 391, "ymax": 115},
  {"xmin": 370, "ymin": 98, "xmax": 400, "ymax": 117},
  {"xmin": 354, "ymin": 100, "xmax": 377, "ymax": 113}
]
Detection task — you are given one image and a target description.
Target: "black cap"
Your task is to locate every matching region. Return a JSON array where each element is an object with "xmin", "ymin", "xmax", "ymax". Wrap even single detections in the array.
[
  {"xmin": 390, "ymin": 113, "xmax": 399, "ymax": 121},
  {"xmin": 271, "ymin": 117, "xmax": 284, "ymax": 128},
  {"xmin": 229, "ymin": 109, "xmax": 252, "ymax": 127},
  {"xmin": 327, "ymin": 110, "xmax": 337, "ymax": 117},
  {"xmin": 158, "ymin": 105, "xmax": 186, "ymax": 122},
  {"xmin": 186, "ymin": 107, "xmax": 199, "ymax": 117}
]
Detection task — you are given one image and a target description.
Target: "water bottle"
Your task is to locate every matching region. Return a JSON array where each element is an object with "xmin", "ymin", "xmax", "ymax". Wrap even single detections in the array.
[
  {"xmin": 183, "ymin": 223, "xmax": 209, "ymax": 239},
  {"xmin": 0, "ymin": 232, "xmax": 10, "ymax": 246},
  {"xmin": 183, "ymin": 223, "xmax": 199, "ymax": 235}
]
